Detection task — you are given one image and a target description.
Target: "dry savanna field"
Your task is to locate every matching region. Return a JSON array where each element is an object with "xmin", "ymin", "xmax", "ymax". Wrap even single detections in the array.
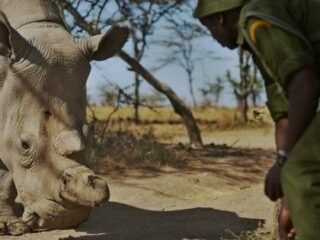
[{"xmin": 4, "ymin": 106, "xmax": 279, "ymax": 240}]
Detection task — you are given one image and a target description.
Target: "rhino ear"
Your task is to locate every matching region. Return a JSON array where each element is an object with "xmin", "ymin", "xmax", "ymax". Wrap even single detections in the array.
[
  {"xmin": 54, "ymin": 129, "xmax": 85, "ymax": 156},
  {"xmin": 76, "ymin": 25, "xmax": 129, "ymax": 61},
  {"xmin": 0, "ymin": 12, "xmax": 26, "ymax": 58},
  {"xmin": 0, "ymin": 12, "xmax": 13, "ymax": 57}
]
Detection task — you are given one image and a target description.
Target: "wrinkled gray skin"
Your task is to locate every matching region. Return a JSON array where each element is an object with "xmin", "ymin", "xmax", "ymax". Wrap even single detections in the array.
[{"xmin": 0, "ymin": 0, "xmax": 128, "ymax": 235}]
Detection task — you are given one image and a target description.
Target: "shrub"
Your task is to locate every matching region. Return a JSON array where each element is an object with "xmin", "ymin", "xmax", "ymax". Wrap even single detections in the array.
[{"xmin": 91, "ymin": 128, "xmax": 186, "ymax": 173}]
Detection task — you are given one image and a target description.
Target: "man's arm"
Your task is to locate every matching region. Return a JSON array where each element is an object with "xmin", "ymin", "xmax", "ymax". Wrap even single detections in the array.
[
  {"xmin": 284, "ymin": 67, "xmax": 320, "ymax": 152},
  {"xmin": 269, "ymin": 67, "xmax": 319, "ymax": 156},
  {"xmin": 264, "ymin": 117, "xmax": 288, "ymax": 201},
  {"xmin": 275, "ymin": 118, "xmax": 289, "ymax": 151},
  {"xmin": 265, "ymin": 67, "xmax": 320, "ymax": 201},
  {"xmin": 265, "ymin": 68, "xmax": 319, "ymax": 239}
]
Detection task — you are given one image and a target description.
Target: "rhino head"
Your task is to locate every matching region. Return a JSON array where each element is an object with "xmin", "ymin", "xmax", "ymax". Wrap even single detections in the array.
[{"xmin": 0, "ymin": 12, "xmax": 128, "ymax": 229}]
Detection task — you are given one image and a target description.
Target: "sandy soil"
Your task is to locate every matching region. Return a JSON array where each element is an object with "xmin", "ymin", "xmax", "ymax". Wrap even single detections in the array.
[{"xmin": 1, "ymin": 129, "xmax": 277, "ymax": 240}]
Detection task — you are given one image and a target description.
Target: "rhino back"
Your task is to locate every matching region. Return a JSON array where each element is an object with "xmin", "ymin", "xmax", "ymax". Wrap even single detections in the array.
[{"xmin": 0, "ymin": 0, "xmax": 64, "ymax": 29}]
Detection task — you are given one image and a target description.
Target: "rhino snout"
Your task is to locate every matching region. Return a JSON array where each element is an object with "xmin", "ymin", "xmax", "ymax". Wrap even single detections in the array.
[{"xmin": 59, "ymin": 165, "xmax": 109, "ymax": 207}]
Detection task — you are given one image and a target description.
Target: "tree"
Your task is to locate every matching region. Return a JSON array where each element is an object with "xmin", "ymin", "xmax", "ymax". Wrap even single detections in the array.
[
  {"xmin": 157, "ymin": 38, "xmax": 198, "ymax": 107},
  {"xmin": 250, "ymin": 66, "xmax": 264, "ymax": 107},
  {"xmin": 55, "ymin": 0, "xmax": 204, "ymax": 148},
  {"xmin": 226, "ymin": 48, "xmax": 262, "ymax": 123},
  {"xmin": 119, "ymin": 51, "xmax": 203, "ymax": 148},
  {"xmin": 153, "ymin": 2, "xmax": 215, "ymax": 107},
  {"xmin": 199, "ymin": 76, "xmax": 224, "ymax": 106},
  {"xmin": 114, "ymin": 0, "xmax": 183, "ymax": 122},
  {"xmin": 98, "ymin": 83, "xmax": 118, "ymax": 106}
]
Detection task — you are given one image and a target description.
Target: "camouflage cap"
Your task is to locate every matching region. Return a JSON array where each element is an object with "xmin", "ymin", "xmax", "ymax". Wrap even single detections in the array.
[{"xmin": 194, "ymin": 0, "xmax": 244, "ymax": 18}]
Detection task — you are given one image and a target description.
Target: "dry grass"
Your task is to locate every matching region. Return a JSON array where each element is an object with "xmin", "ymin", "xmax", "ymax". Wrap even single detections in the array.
[
  {"xmin": 220, "ymin": 229, "xmax": 274, "ymax": 240},
  {"xmin": 87, "ymin": 105, "xmax": 275, "ymax": 172},
  {"xmin": 88, "ymin": 105, "xmax": 273, "ymax": 128},
  {"xmin": 90, "ymin": 128, "xmax": 186, "ymax": 173},
  {"xmin": 87, "ymin": 105, "xmax": 273, "ymax": 144}
]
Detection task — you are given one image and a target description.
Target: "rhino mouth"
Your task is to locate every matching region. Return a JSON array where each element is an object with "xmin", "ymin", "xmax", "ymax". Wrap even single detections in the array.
[
  {"xmin": 59, "ymin": 194, "xmax": 106, "ymax": 208},
  {"xmin": 22, "ymin": 197, "xmax": 65, "ymax": 227},
  {"xmin": 22, "ymin": 197, "xmax": 91, "ymax": 229},
  {"xmin": 17, "ymin": 165, "xmax": 109, "ymax": 229}
]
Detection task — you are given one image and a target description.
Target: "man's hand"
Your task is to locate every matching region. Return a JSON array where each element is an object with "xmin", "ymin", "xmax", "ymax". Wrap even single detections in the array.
[
  {"xmin": 264, "ymin": 163, "xmax": 283, "ymax": 201},
  {"xmin": 278, "ymin": 199, "xmax": 295, "ymax": 240}
]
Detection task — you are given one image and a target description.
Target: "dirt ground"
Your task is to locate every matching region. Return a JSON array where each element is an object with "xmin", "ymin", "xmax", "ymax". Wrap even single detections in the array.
[{"xmin": 1, "ymin": 128, "xmax": 278, "ymax": 240}]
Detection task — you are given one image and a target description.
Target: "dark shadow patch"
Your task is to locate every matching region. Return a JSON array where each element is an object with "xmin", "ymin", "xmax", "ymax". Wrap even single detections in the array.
[{"xmin": 60, "ymin": 202, "xmax": 264, "ymax": 240}]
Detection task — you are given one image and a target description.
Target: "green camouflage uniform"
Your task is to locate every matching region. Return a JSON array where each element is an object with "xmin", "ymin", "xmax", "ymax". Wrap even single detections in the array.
[{"xmin": 195, "ymin": 0, "xmax": 320, "ymax": 239}]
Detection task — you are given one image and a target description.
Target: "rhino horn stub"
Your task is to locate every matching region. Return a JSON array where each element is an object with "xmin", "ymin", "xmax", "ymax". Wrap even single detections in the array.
[
  {"xmin": 54, "ymin": 129, "xmax": 85, "ymax": 156},
  {"xmin": 59, "ymin": 165, "xmax": 110, "ymax": 207}
]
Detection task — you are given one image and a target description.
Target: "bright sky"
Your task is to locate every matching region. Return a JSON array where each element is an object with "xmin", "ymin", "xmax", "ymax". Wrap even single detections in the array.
[
  {"xmin": 85, "ymin": 3, "xmax": 266, "ymax": 107},
  {"xmin": 87, "ymin": 38, "xmax": 249, "ymax": 106}
]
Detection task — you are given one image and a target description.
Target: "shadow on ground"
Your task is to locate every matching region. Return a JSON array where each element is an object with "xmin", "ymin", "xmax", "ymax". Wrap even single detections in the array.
[
  {"xmin": 101, "ymin": 144, "xmax": 275, "ymax": 189},
  {"xmin": 61, "ymin": 202, "xmax": 264, "ymax": 240},
  {"xmin": 94, "ymin": 129, "xmax": 275, "ymax": 183}
]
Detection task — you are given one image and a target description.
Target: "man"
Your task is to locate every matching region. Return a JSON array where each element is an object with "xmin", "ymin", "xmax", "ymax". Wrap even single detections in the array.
[{"xmin": 194, "ymin": 0, "xmax": 320, "ymax": 239}]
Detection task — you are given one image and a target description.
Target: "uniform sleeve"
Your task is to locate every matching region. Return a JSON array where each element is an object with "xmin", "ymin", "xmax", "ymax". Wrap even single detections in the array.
[
  {"xmin": 265, "ymin": 82, "xmax": 289, "ymax": 121},
  {"xmin": 247, "ymin": 18, "xmax": 315, "ymax": 88}
]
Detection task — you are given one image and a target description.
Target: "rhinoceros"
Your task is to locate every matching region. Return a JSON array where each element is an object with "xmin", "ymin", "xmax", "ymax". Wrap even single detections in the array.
[{"xmin": 0, "ymin": 0, "xmax": 128, "ymax": 235}]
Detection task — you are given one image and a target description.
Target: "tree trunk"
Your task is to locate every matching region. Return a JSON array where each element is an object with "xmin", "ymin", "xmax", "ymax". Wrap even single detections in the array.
[
  {"xmin": 119, "ymin": 50, "xmax": 203, "ymax": 149},
  {"xmin": 241, "ymin": 98, "xmax": 249, "ymax": 123},
  {"xmin": 134, "ymin": 73, "xmax": 140, "ymax": 124},
  {"xmin": 239, "ymin": 48, "xmax": 250, "ymax": 124},
  {"xmin": 214, "ymin": 93, "xmax": 220, "ymax": 106},
  {"xmin": 187, "ymin": 71, "xmax": 197, "ymax": 107},
  {"xmin": 132, "ymin": 30, "xmax": 141, "ymax": 124},
  {"xmin": 251, "ymin": 94, "xmax": 257, "ymax": 107}
]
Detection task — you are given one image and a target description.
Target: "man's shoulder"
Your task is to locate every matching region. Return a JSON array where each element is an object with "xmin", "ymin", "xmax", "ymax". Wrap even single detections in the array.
[
  {"xmin": 242, "ymin": 0, "xmax": 274, "ymax": 14},
  {"xmin": 242, "ymin": 0, "xmax": 288, "ymax": 18},
  {"xmin": 240, "ymin": 0, "xmax": 297, "ymax": 29},
  {"xmin": 239, "ymin": 0, "xmax": 271, "ymax": 31}
]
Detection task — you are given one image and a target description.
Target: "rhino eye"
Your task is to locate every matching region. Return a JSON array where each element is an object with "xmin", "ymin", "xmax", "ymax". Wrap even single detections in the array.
[
  {"xmin": 21, "ymin": 140, "xmax": 30, "ymax": 150},
  {"xmin": 43, "ymin": 110, "xmax": 51, "ymax": 120},
  {"xmin": 20, "ymin": 134, "xmax": 31, "ymax": 151},
  {"xmin": 19, "ymin": 135, "xmax": 34, "ymax": 166}
]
